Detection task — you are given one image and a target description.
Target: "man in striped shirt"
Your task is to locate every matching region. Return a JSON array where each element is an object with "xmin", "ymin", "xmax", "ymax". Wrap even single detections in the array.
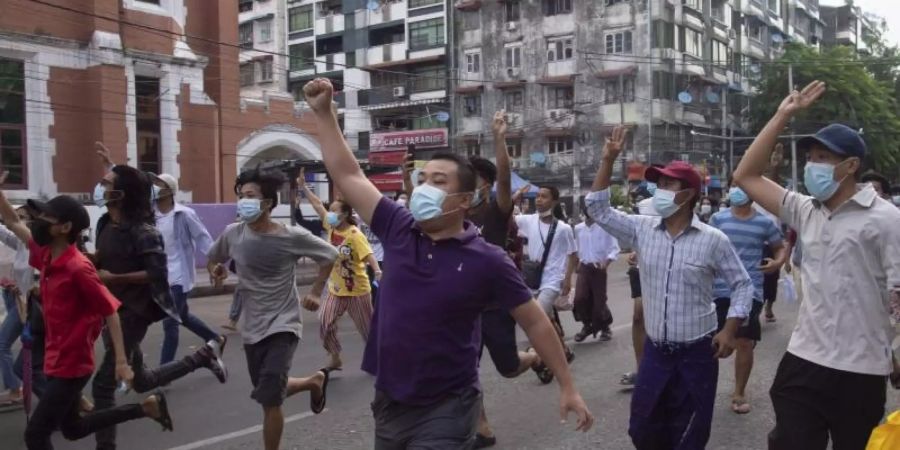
[
  {"xmin": 710, "ymin": 186, "xmax": 787, "ymax": 415},
  {"xmin": 586, "ymin": 126, "xmax": 754, "ymax": 450}
]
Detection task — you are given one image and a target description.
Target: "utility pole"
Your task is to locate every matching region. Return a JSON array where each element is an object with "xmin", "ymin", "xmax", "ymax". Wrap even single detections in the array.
[
  {"xmin": 619, "ymin": 73, "xmax": 627, "ymax": 184},
  {"xmin": 788, "ymin": 64, "xmax": 798, "ymax": 191},
  {"xmin": 721, "ymin": 85, "xmax": 728, "ymax": 175}
]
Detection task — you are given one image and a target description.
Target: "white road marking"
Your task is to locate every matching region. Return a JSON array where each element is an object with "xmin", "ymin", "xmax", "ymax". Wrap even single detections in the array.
[{"xmin": 167, "ymin": 410, "xmax": 320, "ymax": 450}]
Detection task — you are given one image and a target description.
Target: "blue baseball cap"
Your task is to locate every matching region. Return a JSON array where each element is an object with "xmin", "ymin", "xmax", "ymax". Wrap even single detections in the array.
[{"xmin": 797, "ymin": 124, "xmax": 866, "ymax": 159}]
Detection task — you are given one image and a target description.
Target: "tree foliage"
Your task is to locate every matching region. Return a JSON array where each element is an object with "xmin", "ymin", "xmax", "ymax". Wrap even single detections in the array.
[{"xmin": 749, "ymin": 43, "xmax": 900, "ymax": 171}]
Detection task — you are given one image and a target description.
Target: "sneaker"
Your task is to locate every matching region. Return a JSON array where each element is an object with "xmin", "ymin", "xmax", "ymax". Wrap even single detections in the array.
[{"xmin": 197, "ymin": 342, "xmax": 228, "ymax": 383}]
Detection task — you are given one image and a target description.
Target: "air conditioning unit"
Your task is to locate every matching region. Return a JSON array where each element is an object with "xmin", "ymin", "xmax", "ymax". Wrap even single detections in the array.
[
  {"xmin": 507, "ymin": 22, "xmax": 518, "ymax": 32},
  {"xmin": 506, "ymin": 67, "xmax": 519, "ymax": 77},
  {"xmin": 393, "ymin": 86, "xmax": 406, "ymax": 97}
]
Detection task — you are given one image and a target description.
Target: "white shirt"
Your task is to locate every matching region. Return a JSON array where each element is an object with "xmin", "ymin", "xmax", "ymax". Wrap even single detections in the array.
[
  {"xmin": 586, "ymin": 189, "xmax": 754, "ymax": 343},
  {"xmin": 515, "ymin": 214, "xmax": 576, "ymax": 292},
  {"xmin": 780, "ymin": 186, "xmax": 900, "ymax": 376},
  {"xmin": 574, "ymin": 222, "xmax": 620, "ymax": 264},
  {"xmin": 157, "ymin": 210, "xmax": 185, "ymax": 288}
]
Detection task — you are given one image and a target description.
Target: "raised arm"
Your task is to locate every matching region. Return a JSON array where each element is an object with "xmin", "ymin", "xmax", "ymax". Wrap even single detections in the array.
[
  {"xmin": 96, "ymin": 141, "xmax": 116, "ymax": 172},
  {"xmin": 733, "ymin": 81, "xmax": 826, "ymax": 215},
  {"xmin": 297, "ymin": 168, "xmax": 328, "ymax": 220},
  {"xmin": 492, "ymin": 110, "xmax": 513, "ymax": 214},
  {"xmin": 303, "ymin": 79, "xmax": 383, "ymax": 224},
  {"xmin": 585, "ymin": 125, "xmax": 640, "ymax": 248},
  {"xmin": 511, "ymin": 183, "xmax": 531, "ymax": 206},
  {"xmin": 402, "ymin": 153, "xmax": 415, "ymax": 199},
  {"xmin": 0, "ymin": 172, "xmax": 31, "ymax": 243}
]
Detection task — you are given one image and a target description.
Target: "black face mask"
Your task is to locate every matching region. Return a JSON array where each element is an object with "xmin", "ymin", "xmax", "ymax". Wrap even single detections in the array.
[{"xmin": 30, "ymin": 218, "xmax": 54, "ymax": 246}]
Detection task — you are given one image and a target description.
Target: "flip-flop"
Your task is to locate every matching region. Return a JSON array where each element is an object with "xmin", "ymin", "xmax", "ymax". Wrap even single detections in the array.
[
  {"xmin": 731, "ymin": 398, "xmax": 752, "ymax": 414},
  {"xmin": 765, "ymin": 311, "xmax": 776, "ymax": 323},
  {"xmin": 620, "ymin": 372, "xmax": 637, "ymax": 386},
  {"xmin": 149, "ymin": 390, "xmax": 174, "ymax": 431},
  {"xmin": 311, "ymin": 368, "xmax": 333, "ymax": 414}
]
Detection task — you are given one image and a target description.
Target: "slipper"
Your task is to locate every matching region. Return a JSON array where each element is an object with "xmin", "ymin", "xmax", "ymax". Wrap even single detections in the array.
[
  {"xmin": 474, "ymin": 433, "xmax": 497, "ymax": 448},
  {"xmin": 764, "ymin": 312, "xmax": 776, "ymax": 323},
  {"xmin": 311, "ymin": 368, "xmax": 333, "ymax": 414},
  {"xmin": 620, "ymin": 372, "xmax": 637, "ymax": 386},
  {"xmin": 149, "ymin": 390, "xmax": 174, "ymax": 431},
  {"xmin": 731, "ymin": 398, "xmax": 752, "ymax": 415},
  {"xmin": 222, "ymin": 323, "xmax": 237, "ymax": 332},
  {"xmin": 526, "ymin": 347, "xmax": 553, "ymax": 385}
]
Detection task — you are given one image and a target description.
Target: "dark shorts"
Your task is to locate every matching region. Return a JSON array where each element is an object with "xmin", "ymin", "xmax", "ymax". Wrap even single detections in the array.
[
  {"xmin": 244, "ymin": 332, "xmax": 299, "ymax": 407},
  {"xmin": 372, "ymin": 387, "xmax": 481, "ymax": 450},
  {"xmin": 763, "ymin": 271, "xmax": 780, "ymax": 303},
  {"xmin": 628, "ymin": 267, "xmax": 641, "ymax": 299},
  {"xmin": 480, "ymin": 308, "xmax": 521, "ymax": 377},
  {"xmin": 715, "ymin": 298, "xmax": 762, "ymax": 342}
]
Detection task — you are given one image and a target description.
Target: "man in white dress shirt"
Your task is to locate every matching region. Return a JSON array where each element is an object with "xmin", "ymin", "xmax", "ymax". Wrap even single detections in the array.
[{"xmin": 572, "ymin": 212, "xmax": 619, "ymax": 342}]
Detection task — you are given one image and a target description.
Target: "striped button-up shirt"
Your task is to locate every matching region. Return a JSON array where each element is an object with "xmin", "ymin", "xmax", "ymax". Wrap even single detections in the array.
[{"xmin": 586, "ymin": 189, "xmax": 754, "ymax": 343}]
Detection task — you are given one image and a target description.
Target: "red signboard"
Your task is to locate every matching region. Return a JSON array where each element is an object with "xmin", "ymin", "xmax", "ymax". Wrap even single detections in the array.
[
  {"xmin": 371, "ymin": 128, "xmax": 448, "ymax": 152},
  {"xmin": 369, "ymin": 172, "xmax": 403, "ymax": 192},
  {"xmin": 368, "ymin": 150, "xmax": 407, "ymax": 167}
]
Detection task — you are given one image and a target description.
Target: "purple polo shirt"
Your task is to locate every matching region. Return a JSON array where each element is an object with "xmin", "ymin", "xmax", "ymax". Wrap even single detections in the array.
[{"xmin": 362, "ymin": 197, "xmax": 532, "ymax": 405}]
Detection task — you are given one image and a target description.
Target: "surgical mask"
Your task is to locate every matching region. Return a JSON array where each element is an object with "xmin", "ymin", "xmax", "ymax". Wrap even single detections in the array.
[
  {"xmin": 409, "ymin": 184, "xmax": 447, "ymax": 222},
  {"xmin": 647, "ymin": 182, "xmax": 658, "ymax": 195},
  {"xmin": 326, "ymin": 212, "xmax": 342, "ymax": 227},
  {"xmin": 93, "ymin": 183, "xmax": 107, "ymax": 208},
  {"xmin": 804, "ymin": 161, "xmax": 844, "ymax": 201},
  {"xmin": 237, "ymin": 198, "xmax": 263, "ymax": 223},
  {"xmin": 151, "ymin": 185, "xmax": 161, "ymax": 203},
  {"xmin": 471, "ymin": 186, "xmax": 486, "ymax": 208},
  {"xmin": 729, "ymin": 187, "xmax": 750, "ymax": 206},
  {"xmin": 700, "ymin": 204, "xmax": 712, "ymax": 215},
  {"xmin": 652, "ymin": 189, "xmax": 683, "ymax": 218},
  {"xmin": 30, "ymin": 218, "xmax": 54, "ymax": 246}
]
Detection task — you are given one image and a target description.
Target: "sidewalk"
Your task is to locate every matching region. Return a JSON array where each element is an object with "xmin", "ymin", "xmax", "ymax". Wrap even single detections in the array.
[{"xmin": 190, "ymin": 259, "xmax": 322, "ymax": 298}]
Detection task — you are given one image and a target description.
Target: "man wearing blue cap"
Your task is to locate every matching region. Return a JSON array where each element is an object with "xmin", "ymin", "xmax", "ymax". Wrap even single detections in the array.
[{"xmin": 734, "ymin": 80, "xmax": 900, "ymax": 450}]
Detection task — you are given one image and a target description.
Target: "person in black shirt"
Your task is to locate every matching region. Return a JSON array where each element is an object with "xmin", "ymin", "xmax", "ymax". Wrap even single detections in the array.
[
  {"xmin": 468, "ymin": 111, "xmax": 543, "ymax": 449},
  {"xmin": 91, "ymin": 165, "xmax": 227, "ymax": 450}
]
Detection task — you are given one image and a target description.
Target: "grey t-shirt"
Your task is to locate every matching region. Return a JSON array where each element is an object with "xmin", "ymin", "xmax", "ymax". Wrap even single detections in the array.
[{"xmin": 208, "ymin": 222, "xmax": 337, "ymax": 345}]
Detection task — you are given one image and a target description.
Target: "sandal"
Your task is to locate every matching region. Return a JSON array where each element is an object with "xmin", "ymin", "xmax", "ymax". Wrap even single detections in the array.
[
  {"xmin": 731, "ymin": 397, "xmax": 752, "ymax": 415},
  {"xmin": 311, "ymin": 368, "xmax": 334, "ymax": 414},
  {"xmin": 474, "ymin": 433, "xmax": 497, "ymax": 448},
  {"xmin": 620, "ymin": 372, "xmax": 637, "ymax": 386},
  {"xmin": 149, "ymin": 391, "xmax": 174, "ymax": 431},
  {"xmin": 527, "ymin": 347, "xmax": 554, "ymax": 385},
  {"xmin": 764, "ymin": 309, "xmax": 776, "ymax": 323}
]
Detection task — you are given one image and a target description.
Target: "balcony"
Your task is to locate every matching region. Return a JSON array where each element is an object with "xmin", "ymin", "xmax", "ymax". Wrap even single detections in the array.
[
  {"xmin": 682, "ymin": 54, "xmax": 705, "ymax": 76},
  {"xmin": 365, "ymin": 1, "xmax": 407, "ymax": 27},
  {"xmin": 365, "ymin": 42, "xmax": 408, "ymax": 67},
  {"xmin": 315, "ymin": 13, "xmax": 344, "ymax": 35},
  {"xmin": 743, "ymin": 0, "xmax": 765, "ymax": 20},
  {"xmin": 315, "ymin": 53, "xmax": 346, "ymax": 73},
  {"xmin": 741, "ymin": 38, "xmax": 766, "ymax": 59}
]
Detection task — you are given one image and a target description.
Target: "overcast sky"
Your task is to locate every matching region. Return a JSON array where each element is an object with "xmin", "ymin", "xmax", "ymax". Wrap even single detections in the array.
[{"xmin": 821, "ymin": 0, "xmax": 900, "ymax": 46}]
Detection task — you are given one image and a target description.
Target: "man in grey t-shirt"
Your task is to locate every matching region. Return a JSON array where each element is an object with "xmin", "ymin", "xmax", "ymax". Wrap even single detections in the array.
[{"xmin": 207, "ymin": 169, "xmax": 337, "ymax": 450}]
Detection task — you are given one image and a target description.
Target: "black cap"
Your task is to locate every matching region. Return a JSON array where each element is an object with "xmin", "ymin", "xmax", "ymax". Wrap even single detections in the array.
[{"xmin": 27, "ymin": 195, "xmax": 90, "ymax": 233}]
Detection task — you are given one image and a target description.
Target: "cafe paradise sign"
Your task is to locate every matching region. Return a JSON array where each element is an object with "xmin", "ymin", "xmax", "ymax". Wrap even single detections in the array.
[{"xmin": 371, "ymin": 128, "xmax": 448, "ymax": 152}]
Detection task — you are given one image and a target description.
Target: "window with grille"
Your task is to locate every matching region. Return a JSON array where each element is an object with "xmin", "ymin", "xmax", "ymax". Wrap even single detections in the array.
[
  {"xmin": 466, "ymin": 141, "xmax": 481, "ymax": 157},
  {"xmin": 289, "ymin": 5, "xmax": 313, "ymax": 32},
  {"xmin": 547, "ymin": 38, "xmax": 574, "ymax": 61},
  {"xmin": 605, "ymin": 31, "xmax": 633, "ymax": 54},
  {"xmin": 465, "ymin": 52, "xmax": 481, "ymax": 73},
  {"xmin": 604, "ymin": 77, "xmax": 635, "ymax": 104},
  {"xmin": 258, "ymin": 59, "xmax": 273, "ymax": 82},
  {"xmin": 289, "ymin": 43, "xmax": 314, "ymax": 71},
  {"xmin": 0, "ymin": 58, "xmax": 26, "ymax": 188},
  {"xmin": 505, "ymin": 45, "xmax": 522, "ymax": 68},
  {"xmin": 548, "ymin": 86, "xmax": 574, "ymax": 109},
  {"xmin": 239, "ymin": 22, "xmax": 253, "ymax": 47},
  {"xmin": 507, "ymin": 139, "xmax": 523, "ymax": 158},
  {"xmin": 544, "ymin": 0, "xmax": 572, "ymax": 15},
  {"xmin": 504, "ymin": 90, "xmax": 524, "ymax": 112},
  {"xmin": 548, "ymin": 137, "xmax": 574, "ymax": 154},
  {"xmin": 240, "ymin": 63, "xmax": 254, "ymax": 86},
  {"xmin": 683, "ymin": 27, "xmax": 702, "ymax": 57},
  {"xmin": 506, "ymin": 1, "xmax": 521, "ymax": 22},
  {"xmin": 409, "ymin": 18, "xmax": 445, "ymax": 50},
  {"xmin": 258, "ymin": 19, "xmax": 272, "ymax": 43},
  {"xmin": 652, "ymin": 20, "xmax": 675, "ymax": 49},
  {"xmin": 463, "ymin": 95, "xmax": 481, "ymax": 117}
]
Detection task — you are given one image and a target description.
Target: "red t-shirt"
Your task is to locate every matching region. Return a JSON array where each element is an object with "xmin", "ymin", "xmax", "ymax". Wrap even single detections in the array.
[{"xmin": 29, "ymin": 241, "xmax": 120, "ymax": 378}]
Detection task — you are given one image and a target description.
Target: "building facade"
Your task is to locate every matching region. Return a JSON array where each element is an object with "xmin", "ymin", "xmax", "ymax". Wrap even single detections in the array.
[
  {"xmin": 820, "ymin": 3, "xmax": 873, "ymax": 54},
  {"xmin": 452, "ymin": 0, "xmax": 823, "ymax": 198},
  {"xmin": 0, "ymin": 0, "xmax": 323, "ymax": 205}
]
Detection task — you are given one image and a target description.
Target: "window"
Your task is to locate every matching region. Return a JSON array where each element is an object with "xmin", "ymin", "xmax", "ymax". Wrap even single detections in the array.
[
  {"xmin": 505, "ymin": 45, "xmax": 522, "ymax": 68},
  {"xmin": 544, "ymin": 0, "xmax": 572, "ymax": 15},
  {"xmin": 683, "ymin": 0, "xmax": 701, "ymax": 10},
  {"xmin": 258, "ymin": 59, "xmax": 273, "ymax": 82},
  {"xmin": 604, "ymin": 77, "xmax": 635, "ymax": 104},
  {"xmin": 547, "ymin": 38, "xmax": 574, "ymax": 62},
  {"xmin": 652, "ymin": 20, "xmax": 675, "ymax": 49},
  {"xmin": 240, "ymin": 63, "xmax": 254, "ymax": 86},
  {"xmin": 748, "ymin": 20, "xmax": 764, "ymax": 41},
  {"xmin": 135, "ymin": 76, "xmax": 161, "ymax": 175},
  {"xmin": 409, "ymin": 18, "xmax": 445, "ymax": 50},
  {"xmin": 548, "ymin": 86, "xmax": 574, "ymax": 109},
  {"xmin": 409, "ymin": 0, "xmax": 442, "ymax": 8},
  {"xmin": 548, "ymin": 137, "xmax": 574, "ymax": 154},
  {"xmin": 463, "ymin": 95, "xmax": 481, "ymax": 117},
  {"xmin": 506, "ymin": 1, "xmax": 521, "ymax": 22},
  {"xmin": 289, "ymin": 5, "xmax": 313, "ymax": 32},
  {"xmin": 683, "ymin": 27, "xmax": 702, "ymax": 57},
  {"xmin": 605, "ymin": 31, "xmax": 633, "ymax": 54},
  {"xmin": 462, "ymin": 12, "xmax": 480, "ymax": 31},
  {"xmin": 411, "ymin": 65, "xmax": 446, "ymax": 92},
  {"xmin": 465, "ymin": 51, "xmax": 481, "ymax": 73},
  {"xmin": 257, "ymin": 19, "xmax": 272, "ymax": 43},
  {"xmin": 605, "ymin": 0, "xmax": 628, "ymax": 5},
  {"xmin": 652, "ymin": 71, "xmax": 675, "ymax": 100},
  {"xmin": 711, "ymin": 39, "xmax": 730, "ymax": 65},
  {"xmin": 466, "ymin": 141, "xmax": 481, "ymax": 157},
  {"xmin": 767, "ymin": 0, "xmax": 779, "ymax": 13},
  {"xmin": 238, "ymin": 22, "xmax": 253, "ymax": 47},
  {"xmin": 289, "ymin": 43, "xmax": 314, "ymax": 71},
  {"xmin": 507, "ymin": 139, "xmax": 523, "ymax": 158},
  {"xmin": 504, "ymin": 90, "xmax": 524, "ymax": 112},
  {"xmin": 238, "ymin": 0, "xmax": 252, "ymax": 13},
  {"xmin": 0, "ymin": 58, "xmax": 26, "ymax": 188}
]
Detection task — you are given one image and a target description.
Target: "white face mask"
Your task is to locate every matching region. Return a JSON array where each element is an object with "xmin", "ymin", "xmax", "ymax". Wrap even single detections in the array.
[{"xmin": 700, "ymin": 204, "xmax": 712, "ymax": 215}]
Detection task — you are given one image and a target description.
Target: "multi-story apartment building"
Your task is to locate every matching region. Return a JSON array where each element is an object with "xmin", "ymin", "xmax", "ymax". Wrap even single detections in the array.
[
  {"xmin": 820, "ymin": 3, "xmax": 873, "ymax": 54},
  {"xmin": 0, "ymin": 0, "xmax": 323, "ymax": 204},
  {"xmin": 238, "ymin": 0, "xmax": 291, "ymax": 97},
  {"xmin": 452, "ymin": 0, "xmax": 822, "ymax": 199}
]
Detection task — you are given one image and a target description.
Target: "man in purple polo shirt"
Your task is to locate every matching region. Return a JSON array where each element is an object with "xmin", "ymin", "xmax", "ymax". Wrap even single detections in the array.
[{"xmin": 304, "ymin": 78, "xmax": 593, "ymax": 449}]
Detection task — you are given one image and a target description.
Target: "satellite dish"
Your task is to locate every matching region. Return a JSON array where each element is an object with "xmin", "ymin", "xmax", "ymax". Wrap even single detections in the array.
[
  {"xmin": 705, "ymin": 91, "xmax": 720, "ymax": 104},
  {"xmin": 678, "ymin": 91, "xmax": 693, "ymax": 104},
  {"xmin": 435, "ymin": 111, "xmax": 450, "ymax": 122},
  {"xmin": 367, "ymin": 1, "xmax": 380, "ymax": 11},
  {"xmin": 771, "ymin": 33, "xmax": 784, "ymax": 43},
  {"xmin": 530, "ymin": 152, "xmax": 547, "ymax": 164}
]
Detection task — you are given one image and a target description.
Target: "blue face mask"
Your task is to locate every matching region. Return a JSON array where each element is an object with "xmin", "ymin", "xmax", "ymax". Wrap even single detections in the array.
[
  {"xmin": 804, "ymin": 161, "xmax": 844, "ymax": 201},
  {"xmin": 652, "ymin": 189, "xmax": 682, "ymax": 218},
  {"xmin": 647, "ymin": 182, "xmax": 658, "ymax": 195},
  {"xmin": 326, "ymin": 212, "xmax": 342, "ymax": 227},
  {"xmin": 93, "ymin": 183, "xmax": 107, "ymax": 208},
  {"xmin": 237, "ymin": 198, "xmax": 263, "ymax": 223},
  {"xmin": 729, "ymin": 187, "xmax": 750, "ymax": 206},
  {"xmin": 409, "ymin": 183, "xmax": 449, "ymax": 222}
]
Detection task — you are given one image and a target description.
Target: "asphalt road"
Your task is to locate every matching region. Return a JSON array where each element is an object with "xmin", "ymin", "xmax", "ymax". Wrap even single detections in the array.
[{"xmin": 1, "ymin": 258, "xmax": 898, "ymax": 449}]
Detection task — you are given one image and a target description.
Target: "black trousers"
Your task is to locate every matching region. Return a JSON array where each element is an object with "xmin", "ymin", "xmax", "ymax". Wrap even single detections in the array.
[
  {"xmin": 93, "ymin": 311, "xmax": 201, "ymax": 450},
  {"xmin": 573, "ymin": 263, "xmax": 612, "ymax": 331},
  {"xmin": 769, "ymin": 352, "xmax": 886, "ymax": 450},
  {"xmin": 25, "ymin": 375, "xmax": 144, "ymax": 450},
  {"xmin": 373, "ymin": 387, "xmax": 481, "ymax": 450}
]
